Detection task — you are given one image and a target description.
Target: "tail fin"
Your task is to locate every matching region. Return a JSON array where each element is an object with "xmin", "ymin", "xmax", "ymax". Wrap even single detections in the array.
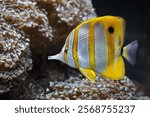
[{"xmin": 122, "ymin": 40, "xmax": 138, "ymax": 65}]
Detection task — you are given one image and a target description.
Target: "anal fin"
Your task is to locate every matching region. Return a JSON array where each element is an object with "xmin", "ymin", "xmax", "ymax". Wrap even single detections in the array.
[
  {"xmin": 79, "ymin": 68, "xmax": 96, "ymax": 82},
  {"xmin": 101, "ymin": 56, "xmax": 125, "ymax": 80}
]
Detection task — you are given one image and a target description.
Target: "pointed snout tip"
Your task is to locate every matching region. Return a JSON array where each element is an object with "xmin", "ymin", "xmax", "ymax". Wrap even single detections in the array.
[{"xmin": 48, "ymin": 56, "xmax": 51, "ymax": 60}]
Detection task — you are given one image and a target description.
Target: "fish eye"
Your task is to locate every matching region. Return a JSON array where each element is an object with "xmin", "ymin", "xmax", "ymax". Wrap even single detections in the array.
[
  {"xmin": 64, "ymin": 47, "xmax": 68, "ymax": 53},
  {"xmin": 108, "ymin": 26, "xmax": 114, "ymax": 34}
]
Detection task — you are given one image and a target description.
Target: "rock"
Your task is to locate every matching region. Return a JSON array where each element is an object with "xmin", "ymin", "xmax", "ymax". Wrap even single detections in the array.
[
  {"xmin": 0, "ymin": 0, "xmax": 143, "ymax": 100},
  {"xmin": 0, "ymin": 0, "xmax": 53, "ymax": 79},
  {"xmin": 37, "ymin": 0, "xmax": 96, "ymax": 54},
  {"xmin": 44, "ymin": 76, "xmax": 136, "ymax": 100},
  {"xmin": 0, "ymin": 0, "xmax": 96, "ymax": 98},
  {"xmin": 0, "ymin": 21, "xmax": 32, "ymax": 93}
]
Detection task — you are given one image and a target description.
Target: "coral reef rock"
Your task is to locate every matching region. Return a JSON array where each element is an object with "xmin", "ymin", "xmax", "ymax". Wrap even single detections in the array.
[
  {"xmin": 37, "ymin": 0, "xmax": 96, "ymax": 54},
  {"xmin": 0, "ymin": 0, "xmax": 96, "ymax": 96},
  {"xmin": 0, "ymin": 21, "xmax": 32, "ymax": 93},
  {"xmin": 0, "ymin": 0, "xmax": 140, "ymax": 100},
  {"xmin": 44, "ymin": 76, "xmax": 136, "ymax": 100}
]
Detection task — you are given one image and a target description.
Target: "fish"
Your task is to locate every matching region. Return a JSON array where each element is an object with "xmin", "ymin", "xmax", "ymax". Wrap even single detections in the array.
[{"xmin": 48, "ymin": 16, "xmax": 138, "ymax": 81}]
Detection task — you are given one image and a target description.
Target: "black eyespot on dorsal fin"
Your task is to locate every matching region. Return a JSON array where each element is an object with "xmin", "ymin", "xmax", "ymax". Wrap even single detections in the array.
[{"xmin": 108, "ymin": 26, "xmax": 114, "ymax": 34}]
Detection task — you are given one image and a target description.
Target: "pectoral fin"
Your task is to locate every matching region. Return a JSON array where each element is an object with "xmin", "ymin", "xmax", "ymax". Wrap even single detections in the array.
[
  {"xmin": 101, "ymin": 56, "xmax": 125, "ymax": 80},
  {"xmin": 79, "ymin": 68, "xmax": 96, "ymax": 82}
]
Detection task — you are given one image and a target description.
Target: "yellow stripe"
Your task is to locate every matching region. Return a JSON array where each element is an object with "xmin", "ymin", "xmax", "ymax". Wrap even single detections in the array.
[
  {"xmin": 72, "ymin": 18, "xmax": 99, "ymax": 68},
  {"xmin": 72, "ymin": 28, "xmax": 80, "ymax": 68},
  {"xmin": 89, "ymin": 22, "xmax": 95, "ymax": 70},
  {"xmin": 64, "ymin": 34, "xmax": 70, "ymax": 63},
  {"xmin": 107, "ymin": 33, "xmax": 115, "ymax": 66},
  {"xmin": 100, "ymin": 24, "xmax": 115, "ymax": 78}
]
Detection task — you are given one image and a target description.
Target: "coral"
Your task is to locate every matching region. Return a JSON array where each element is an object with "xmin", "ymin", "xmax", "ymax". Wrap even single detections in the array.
[
  {"xmin": 45, "ymin": 76, "xmax": 136, "ymax": 100},
  {"xmin": 47, "ymin": 0, "xmax": 96, "ymax": 26},
  {"xmin": 0, "ymin": 0, "xmax": 96, "ymax": 95},
  {"xmin": 0, "ymin": 0, "xmax": 54, "ymax": 92},
  {"xmin": 37, "ymin": 0, "xmax": 96, "ymax": 26},
  {"xmin": 10, "ymin": 75, "xmax": 136, "ymax": 100},
  {"xmin": 0, "ymin": 0, "xmax": 53, "ymax": 63},
  {"xmin": 0, "ymin": 0, "xmax": 52, "ymax": 38},
  {"xmin": 0, "ymin": 21, "xmax": 32, "ymax": 93},
  {"xmin": 0, "ymin": 0, "xmax": 142, "ymax": 100},
  {"xmin": 37, "ymin": 0, "xmax": 96, "ymax": 54},
  {"xmin": 0, "ymin": 22, "xmax": 32, "ymax": 78}
]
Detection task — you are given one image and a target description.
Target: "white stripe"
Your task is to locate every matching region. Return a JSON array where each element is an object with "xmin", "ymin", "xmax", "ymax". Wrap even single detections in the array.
[
  {"xmin": 114, "ymin": 36, "xmax": 119, "ymax": 69},
  {"xmin": 67, "ymin": 30, "xmax": 76, "ymax": 68},
  {"xmin": 94, "ymin": 23, "xmax": 108, "ymax": 72},
  {"xmin": 77, "ymin": 23, "xmax": 90, "ymax": 68}
]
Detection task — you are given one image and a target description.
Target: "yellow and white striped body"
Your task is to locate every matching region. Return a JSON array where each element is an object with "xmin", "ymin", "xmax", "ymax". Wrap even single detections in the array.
[
  {"xmin": 64, "ymin": 20, "xmax": 108, "ymax": 73},
  {"xmin": 48, "ymin": 16, "xmax": 136, "ymax": 81}
]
